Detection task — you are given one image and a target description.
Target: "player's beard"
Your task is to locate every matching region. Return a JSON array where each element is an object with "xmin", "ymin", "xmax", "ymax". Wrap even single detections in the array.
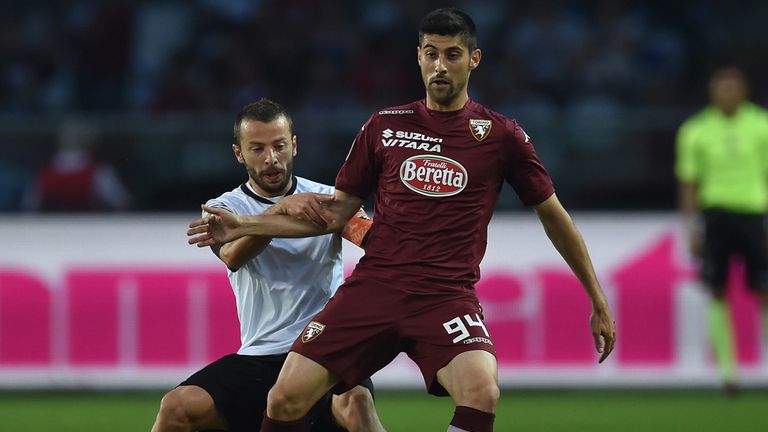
[
  {"xmin": 426, "ymin": 79, "xmax": 466, "ymax": 108},
  {"xmin": 248, "ymin": 159, "xmax": 294, "ymax": 196}
]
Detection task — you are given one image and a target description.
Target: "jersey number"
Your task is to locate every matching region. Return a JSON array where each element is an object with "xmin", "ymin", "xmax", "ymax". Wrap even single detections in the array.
[{"xmin": 442, "ymin": 313, "xmax": 489, "ymax": 343}]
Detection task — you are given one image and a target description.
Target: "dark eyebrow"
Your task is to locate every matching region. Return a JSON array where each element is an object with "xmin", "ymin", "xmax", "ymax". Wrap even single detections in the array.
[
  {"xmin": 423, "ymin": 43, "xmax": 464, "ymax": 52},
  {"xmin": 247, "ymin": 137, "xmax": 288, "ymax": 146}
]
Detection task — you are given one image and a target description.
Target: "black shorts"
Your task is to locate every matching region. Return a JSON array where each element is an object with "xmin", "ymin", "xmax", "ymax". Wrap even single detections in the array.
[
  {"xmin": 179, "ymin": 353, "xmax": 375, "ymax": 432},
  {"xmin": 701, "ymin": 209, "xmax": 768, "ymax": 293}
]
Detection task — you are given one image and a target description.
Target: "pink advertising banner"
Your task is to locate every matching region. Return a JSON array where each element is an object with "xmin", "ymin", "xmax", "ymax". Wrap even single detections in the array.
[{"xmin": 0, "ymin": 215, "xmax": 764, "ymax": 388}]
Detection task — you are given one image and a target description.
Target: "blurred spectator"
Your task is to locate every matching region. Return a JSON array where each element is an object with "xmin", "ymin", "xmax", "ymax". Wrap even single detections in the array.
[
  {"xmin": 23, "ymin": 119, "xmax": 132, "ymax": 212},
  {"xmin": 505, "ymin": 1, "xmax": 588, "ymax": 104},
  {"xmin": 66, "ymin": 1, "xmax": 136, "ymax": 111},
  {"xmin": 0, "ymin": 0, "xmax": 767, "ymax": 211},
  {"xmin": 0, "ymin": 160, "xmax": 30, "ymax": 211}
]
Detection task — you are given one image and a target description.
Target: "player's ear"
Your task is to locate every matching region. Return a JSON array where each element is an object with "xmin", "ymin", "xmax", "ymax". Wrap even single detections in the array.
[
  {"xmin": 469, "ymin": 49, "xmax": 481, "ymax": 70},
  {"xmin": 232, "ymin": 143, "xmax": 245, "ymax": 164},
  {"xmin": 417, "ymin": 46, "xmax": 422, "ymax": 67},
  {"xmin": 292, "ymin": 135, "xmax": 298, "ymax": 157}
]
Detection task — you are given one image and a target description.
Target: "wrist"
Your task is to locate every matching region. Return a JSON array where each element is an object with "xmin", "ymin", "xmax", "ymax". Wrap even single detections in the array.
[
  {"xmin": 590, "ymin": 294, "xmax": 610, "ymax": 311},
  {"xmin": 682, "ymin": 213, "xmax": 702, "ymax": 234}
]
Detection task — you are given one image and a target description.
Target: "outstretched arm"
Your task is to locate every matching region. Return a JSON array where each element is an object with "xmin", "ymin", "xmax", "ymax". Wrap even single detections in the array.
[
  {"xmin": 188, "ymin": 190, "xmax": 364, "ymax": 247},
  {"xmin": 208, "ymin": 193, "xmax": 372, "ymax": 269},
  {"xmin": 214, "ymin": 201, "xmax": 287, "ymax": 270},
  {"xmin": 533, "ymin": 193, "xmax": 616, "ymax": 363}
]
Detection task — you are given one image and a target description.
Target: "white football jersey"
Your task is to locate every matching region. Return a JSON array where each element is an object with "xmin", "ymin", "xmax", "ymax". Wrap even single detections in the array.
[{"xmin": 205, "ymin": 176, "xmax": 343, "ymax": 356}]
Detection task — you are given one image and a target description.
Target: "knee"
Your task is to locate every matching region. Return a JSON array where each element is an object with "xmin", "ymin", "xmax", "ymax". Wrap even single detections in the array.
[
  {"xmin": 154, "ymin": 390, "xmax": 191, "ymax": 430},
  {"xmin": 332, "ymin": 387, "xmax": 381, "ymax": 432},
  {"xmin": 455, "ymin": 380, "xmax": 500, "ymax": 412},
  {"xmin": 266, "ymin": 386, "xmax": 314, "ymax": 420}
]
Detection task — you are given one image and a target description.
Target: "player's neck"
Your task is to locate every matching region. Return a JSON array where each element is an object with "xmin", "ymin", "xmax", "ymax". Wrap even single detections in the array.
[
  {"xmin": 426, "ymin": 93, "xmax": 469, "ymax": 112},
  {"xmin": 246, "ymin": 178, "xmax": 291, "ymax": 200},
  {"xmin": 715, "ymin": 100, "xmax": 745, "ymax": 117}
]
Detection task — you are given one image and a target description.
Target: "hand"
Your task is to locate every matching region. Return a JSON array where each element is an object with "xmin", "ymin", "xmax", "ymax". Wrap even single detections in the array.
[
  {"xmin": 590, "ymin": 303, "xmax": 616, "ymax": 363},
  {"xmin": 187, "ymin": 205, "xmax": 243, "ymax": 247},
  {"xmin": 271, "ymin": 193, "xmax": 335, "ymax": 229},
  {"xmin": 688, "ymin": 231, "xmax": 703, "ymax": 258}
]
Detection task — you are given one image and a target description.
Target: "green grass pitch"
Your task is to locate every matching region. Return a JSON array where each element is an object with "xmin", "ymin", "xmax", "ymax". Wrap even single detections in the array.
[{"xmin": 1, "ymin": 390, "xmax": 766, "ymax": 431}]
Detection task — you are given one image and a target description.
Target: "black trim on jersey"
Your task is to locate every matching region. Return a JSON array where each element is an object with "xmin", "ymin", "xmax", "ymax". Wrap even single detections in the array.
[
  {"xmin": 361, "ymin": 230, "xmax": 372, "ymax": 248},
  {"xmin": 205, "ymin": 203, "xmax": 245, "ymax": 273},
  {"xmin": 239, "ymin": 176, "xmax": 298, "ymax": 205},
  {"xmin": 210, "ymin": 236, "xmax": 239, "ymax": 272}
]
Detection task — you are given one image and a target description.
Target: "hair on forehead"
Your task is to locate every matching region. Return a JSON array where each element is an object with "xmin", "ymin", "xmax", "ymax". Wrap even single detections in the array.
[
  {"xmin": 710, "ymin": 66, "xmax": 748, "ymax": 85},
  {"xmin": 234, "ymin": 98, "xmax": 294, "ymax": 144},
  {"xmin": 418, "ymin": 7, "xmax": 478, "ymax": 52}
]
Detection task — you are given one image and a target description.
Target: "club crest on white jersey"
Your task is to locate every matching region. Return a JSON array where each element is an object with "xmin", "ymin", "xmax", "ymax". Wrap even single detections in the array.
[
  {"xmin": 301, "ymin": 321, "xmax": 325, "ymax": 343},
  {"xmin": 469, "ymin": 119, "xmax": 492, "ymax": 142},
  {"xmin": 399, "ymin": 155, "xmax": 468, "ymax": 197}
]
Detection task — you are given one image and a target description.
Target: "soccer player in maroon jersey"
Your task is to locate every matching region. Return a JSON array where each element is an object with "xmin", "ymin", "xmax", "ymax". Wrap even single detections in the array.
[{"xmin": 188, "ymin": 8, "xmax": 616, "ymax": 432}]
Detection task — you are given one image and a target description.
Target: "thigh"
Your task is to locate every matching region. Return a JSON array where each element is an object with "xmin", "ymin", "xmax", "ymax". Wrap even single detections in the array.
[
  {"xmin": 402, "ymin": 292, "xmax": 496, "ymax": 396},
  {"xmin": 701, "ymin": 210, "xmax": 731, "ymax": 292},
  {"xmin": 291, "ymin": 277, "xmax": 402, "ymax": 394},
  {"xmin": 734, "ymin": 214, "xmax": 768, "ymax": 291},
  {"xmin": 180, "ymin": 353, "xmax": 286, "ymax": 432}
]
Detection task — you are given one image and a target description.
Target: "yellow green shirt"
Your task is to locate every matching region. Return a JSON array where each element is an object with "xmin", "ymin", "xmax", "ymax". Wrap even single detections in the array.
[{"xmin": 675, "ymin": 102, "xmax": 768, "ymax": 213}]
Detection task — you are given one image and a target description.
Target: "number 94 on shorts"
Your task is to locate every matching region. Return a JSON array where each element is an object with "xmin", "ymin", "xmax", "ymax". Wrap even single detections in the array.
[{"xmin": 443, "ymin": 313, "xmax": 492, "ymax": 345}]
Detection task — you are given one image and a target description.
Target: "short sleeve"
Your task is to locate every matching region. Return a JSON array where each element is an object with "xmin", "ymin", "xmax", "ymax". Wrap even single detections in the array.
[
  {"xmin": 503, "ymin": 119, "xmax": 555, "ymax": 206},
  {"xmin": 675, "ymin": 120, "xmax": 698, "ymax": 182},
  {"xmin": 760, "ymin": 110, "xmax": 768, "ymax": 172},
  {"xmin": 203, "ymin": 198, "xmax": 234, "ymax": 216},
  {"xmin": 335, "ymin": 114, "xmax": 380, "ymax": 200}
]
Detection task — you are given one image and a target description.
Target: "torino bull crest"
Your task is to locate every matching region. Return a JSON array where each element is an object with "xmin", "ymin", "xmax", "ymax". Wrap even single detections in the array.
[{"xmin": 301, "ymin": 321, "xmax": 326, "ymax": 343}]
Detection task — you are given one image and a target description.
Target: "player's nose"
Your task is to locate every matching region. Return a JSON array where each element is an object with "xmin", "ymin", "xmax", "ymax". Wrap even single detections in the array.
[
  {"xmin": 434, "ymin": 55, "xmax": 448, "ymax": 73},
  {"xmin": 264, "ymin": 148, "xmax": 278, "ymax": 164}
]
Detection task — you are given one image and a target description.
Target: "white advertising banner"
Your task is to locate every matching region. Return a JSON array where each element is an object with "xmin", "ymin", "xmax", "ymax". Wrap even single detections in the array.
[{"xmin": 0, "ymin": 214, "xmax": 765, "ymax": 389}]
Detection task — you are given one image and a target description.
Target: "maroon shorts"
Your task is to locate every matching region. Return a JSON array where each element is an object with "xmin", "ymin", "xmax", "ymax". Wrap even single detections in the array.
[{"xmin": 291, "ymin": 275, "xmax": 496, "ymax": 396}]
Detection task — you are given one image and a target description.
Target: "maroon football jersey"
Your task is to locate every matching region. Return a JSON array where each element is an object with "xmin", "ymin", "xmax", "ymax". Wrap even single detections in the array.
[{"xmin": 336, "ymin": 99, "xmax": 554, "ymax": 291}]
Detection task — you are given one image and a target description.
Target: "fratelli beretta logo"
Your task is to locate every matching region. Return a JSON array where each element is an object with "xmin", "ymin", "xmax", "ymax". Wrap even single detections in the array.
[{"xmin": 399, "ymin": 155, "xmax": 468, "ymax": 197}]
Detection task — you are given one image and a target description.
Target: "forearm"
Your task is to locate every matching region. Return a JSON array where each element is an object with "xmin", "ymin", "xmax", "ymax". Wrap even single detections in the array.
[
  {"xmin": 542, "ymin": 214, "xmax": 606, "ymax": 306},
  {"xmin": 678, "ymin": 181, "xmax": 701, "ymax": 236},
  {"xmin": 238, "ymin": 191, "xmax": 361, "ymax": 238},
  {"xmin": 237, "ymin": 214, "xmax": 337, "ymax": 238},
  {"xmin": 535, "ymin": 195, "xmax": 607, "ymax": 307},
  {"xmin": 218, "ymin": 237, "xmax": 268, "ymax": 269},
  {"xmin": 195, "ymin": 190, "xmax": 365, "ymax": 246},
  {"xmin": 216, "ymin": 202, "xmax": 287, "ymax": 268}
]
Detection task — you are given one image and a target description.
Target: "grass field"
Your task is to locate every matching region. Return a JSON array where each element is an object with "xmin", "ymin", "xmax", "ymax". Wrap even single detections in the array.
[{"xmin": 1, "ymin": 390, "xmax": 767, "ymax": 431}]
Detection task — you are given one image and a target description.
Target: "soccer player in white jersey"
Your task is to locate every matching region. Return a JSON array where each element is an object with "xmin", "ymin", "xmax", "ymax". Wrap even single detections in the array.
[{"xmin": 151, "ymin": 99, "xmax": 383, "ymax": 432}]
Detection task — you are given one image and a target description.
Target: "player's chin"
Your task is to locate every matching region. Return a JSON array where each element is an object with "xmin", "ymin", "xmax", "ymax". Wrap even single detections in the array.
[
  {"xmin": 430, "ymin": 93, "xmax": 457, "ymax": 107},
  {"xmin": 260, "ymin": 174, "xmax": 284, "ymax": 187}
]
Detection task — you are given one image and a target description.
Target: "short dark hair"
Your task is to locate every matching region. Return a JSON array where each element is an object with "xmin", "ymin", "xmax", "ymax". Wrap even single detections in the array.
[
  {"xmin": 418, "ymin": 7, "xmax": 478, "ymax": 52},
  {"xmin": 233, "ymin": 98, "xmax": 294, "ymax": 144},
  {"xmin": 710, "ymin": 65, "xmax": 748, "ymax": 84}
]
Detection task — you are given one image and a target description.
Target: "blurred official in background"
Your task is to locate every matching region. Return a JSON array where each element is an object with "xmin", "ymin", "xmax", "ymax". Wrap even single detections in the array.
[{"xmin": 676, "ymin": 66, "xmax": 768, "ymax": 392}]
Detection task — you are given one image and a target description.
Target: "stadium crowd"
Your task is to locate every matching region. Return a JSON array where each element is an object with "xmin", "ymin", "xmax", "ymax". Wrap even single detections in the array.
[{"xmin": 1, "ymin": 0, "xmax": 767, "ymax": 211}]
